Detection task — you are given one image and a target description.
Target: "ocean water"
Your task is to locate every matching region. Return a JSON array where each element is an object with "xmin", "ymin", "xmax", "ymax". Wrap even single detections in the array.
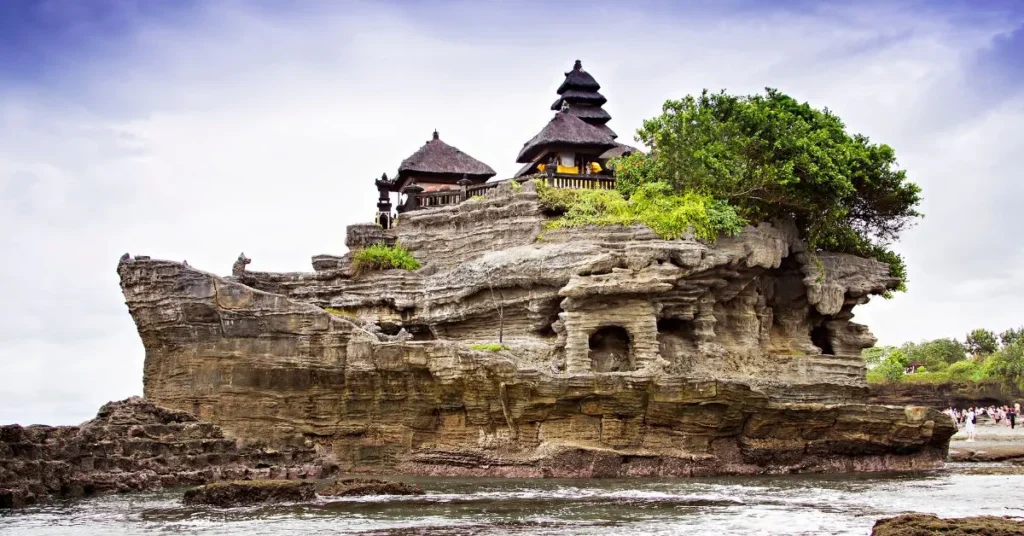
[{"xmin": 3, "ymin": 465, "xmax": 1023, "ymax": 535}]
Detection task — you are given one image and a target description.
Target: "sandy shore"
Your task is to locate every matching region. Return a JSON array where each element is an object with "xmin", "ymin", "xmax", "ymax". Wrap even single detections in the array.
[{"xmin": 948, "ymin": 420, "xmax": 1024, "ymax": 462}]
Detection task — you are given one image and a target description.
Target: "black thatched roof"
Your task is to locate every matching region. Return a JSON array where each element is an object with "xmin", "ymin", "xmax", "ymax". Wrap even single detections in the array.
[
  {"xmin": 599, "ymin": 143, "xmax": 642, "ymax": 160},
  {"xmin": 557, "ymin": 60, "xmax": 600, "ymax": 93},
  {"xmin": 517, "ymin": 111, "xmax": 616, "ymax": 163},
  {"xmin": 549, "ymin": 59, "xmax": 615, "ymax": 137},
  {"xmin": 550, "ymin": 89, "xmax": 607, "ymax": 110},
  {"xmin": 565, "ymin": 105, "xmax": 611, "ymax": 122},
  {"xmin": 398, "ymin": 131, "xmax": 496, "ymax": 179},
  {"xmin": 513, "ymin": 159, "xmax": 540, "ymax": 178}
]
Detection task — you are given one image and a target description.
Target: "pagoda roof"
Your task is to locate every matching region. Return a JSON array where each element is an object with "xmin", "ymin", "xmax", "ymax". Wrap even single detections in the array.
[
  {"xmin": 564, "ymin": 104, "xmax": 611, "ymax": 123},
  {"xmin": 516, "ymin": 111, "xmax": 617, "ymax": 163},
  {"xmin": 398, "ymin": 131, "xmax": 496, "ymax": 179},
  {"xmin": 550, "ymin": 89, "xmax": 607, "ymax": 110},
  {"xmin": 557, "ymin": 60, "xmax": 600, "ymax": 94}
]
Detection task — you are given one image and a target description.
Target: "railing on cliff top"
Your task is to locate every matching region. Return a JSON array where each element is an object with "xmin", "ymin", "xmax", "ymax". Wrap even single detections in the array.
[{"xmin": 409, "ymin": 174, "xmax": 616, "ymax": 210}]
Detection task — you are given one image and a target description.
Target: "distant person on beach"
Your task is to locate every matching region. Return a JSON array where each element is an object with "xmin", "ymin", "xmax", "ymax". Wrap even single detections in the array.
[
  {"xmin": 1011, "ymin": 405, "xmax": 1018, "ymax": 430},
  {"xmin": 964, "ymin": 408, "xmax": 977, "ymax": 441}
]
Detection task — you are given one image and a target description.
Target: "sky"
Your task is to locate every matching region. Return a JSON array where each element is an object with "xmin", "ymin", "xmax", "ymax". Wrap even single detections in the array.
[{"xmin": 1, "ymin": 0, "xmax": 1023, "ymax": 425}]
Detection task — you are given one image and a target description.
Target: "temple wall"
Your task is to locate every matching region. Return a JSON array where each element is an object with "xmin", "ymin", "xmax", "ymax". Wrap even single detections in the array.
[{"xmin": 388, "ymin": 182, "xmax": 546, "ymax": 270}]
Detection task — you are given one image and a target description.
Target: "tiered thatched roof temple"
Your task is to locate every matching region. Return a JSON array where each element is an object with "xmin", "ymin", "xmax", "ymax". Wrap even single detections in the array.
[{"xmin": 374, "ymin": 60, "xmax": 639, "ymax": 227}]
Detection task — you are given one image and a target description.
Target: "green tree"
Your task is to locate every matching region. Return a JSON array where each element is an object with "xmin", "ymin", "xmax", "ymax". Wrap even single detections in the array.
[
  {"xmin": 999, "ymin": 327, "xmax": 1024, "ymax": 347},
  {"xmin": 946, "ymin": 359, "xmax": 981, "ymax": 382},
  {"xmin": 965, "ymin": 328, "xmax": 999, "ymax": 356},
  {"xmin": 900, "ymin": 338, "xmax": 966, "ymax": 372},
  {"xmin": 862, "ymin": 345, "xmax": 896, "ymax": 367},
  {"xmin": 867, "ymin": 348, "xmax": 908, "ymax": 383},
  {"xmin": 632, "ymin": 89, "xmax": 921, "ymax": 291},
  {"xmin": 985, "ymin": 340, "xmax": 1024, "ymax": 391}
]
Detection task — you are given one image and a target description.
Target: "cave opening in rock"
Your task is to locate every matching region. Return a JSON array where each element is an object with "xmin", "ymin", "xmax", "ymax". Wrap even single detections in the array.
[
  {"xmin": 657, "ymin": 317, "xmax": 695, "ymax": 340},
  {"xmin": 657, "ymin": 317, "xmax": 698, "ymax": 367},
  {"xmin": 537, "ymin": 323, "xmax": 557, "ymax": 338},
  {"xmin": 811, "ymin": 324, "xmax": 834, "ymax": 355},
  {"xmin": 588, "ymin": 326, "xmax": 632, "ymax": 372}
]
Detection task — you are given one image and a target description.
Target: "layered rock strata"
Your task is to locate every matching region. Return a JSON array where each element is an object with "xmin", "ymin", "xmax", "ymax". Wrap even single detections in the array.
[
  {"xmin": 118, "ymin": 182, "xmax": 955, "ymax": 477},
  {"xmin": 869, "ymin": 381, "xmax": 1022, "ymax": 409},
  {"xmin": 320, "ymin": 478, "xmax": 424, "ymax": 497},
  {"xmin": 0, "ymin": 398, "xmax": 333, "ymax": 508}
]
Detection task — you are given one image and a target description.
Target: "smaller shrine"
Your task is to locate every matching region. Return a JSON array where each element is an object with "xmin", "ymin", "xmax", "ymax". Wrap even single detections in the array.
[{"xmin": 375, "ymin": 131, "xmax": 496, "ymax": 227}]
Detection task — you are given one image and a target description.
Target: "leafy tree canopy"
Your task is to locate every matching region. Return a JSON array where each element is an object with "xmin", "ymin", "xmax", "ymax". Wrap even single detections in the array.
[
  {"xmin": 999, "ymin": 326, "xmax": 1024, "ymax": 347},
  {"xmin": 866, "ymin": 349, "xmax": 908, "ymax": 383},
  {"xmin": 864, "ymin": 327, "xmax": 1024, "ymax": 390},
  {"xmin": 617, "ymin": 88, "xmax": 922, "ymax": 292},
  {"xmin": 862, "ymin": 345, "xmax": 895, "ymax": 367},
  {"xmin": 900, "ymin": 338, "xmax": 966, "ymax": 372},
  {"xmin": 965, "ymin": 328, "xmax": 999, "ymax": 356}
]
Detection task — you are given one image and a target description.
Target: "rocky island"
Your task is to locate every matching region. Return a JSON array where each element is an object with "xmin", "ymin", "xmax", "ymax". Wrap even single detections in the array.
[
  {"xmin": 115, "ymin": 177, "xmax": 953, "ymax": 477},
  {"xmin": 2, "ymin": 61, "xmax": 956, "ymax": 511}
]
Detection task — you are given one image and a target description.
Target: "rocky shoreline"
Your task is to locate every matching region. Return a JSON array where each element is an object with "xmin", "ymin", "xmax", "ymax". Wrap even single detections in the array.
[{"xmin": 0, "ymin": 398, "xmax": 335, "ymax": 508}]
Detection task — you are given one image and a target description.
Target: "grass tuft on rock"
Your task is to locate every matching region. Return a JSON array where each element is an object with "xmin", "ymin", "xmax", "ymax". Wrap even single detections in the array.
[
  {"xmin": 324, "ymin": 307, "xmax": 356, "ymax": 317},
  {"xmin": 469, "ymin": 343, "xmax": 509, "ymax": 352},
  {"xmin": 351, "ymin": 243, "xmax": 420, "ymax": 277}
]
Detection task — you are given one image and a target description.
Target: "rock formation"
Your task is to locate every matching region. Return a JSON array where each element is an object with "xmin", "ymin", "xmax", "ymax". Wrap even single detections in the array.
[
  {"xmin": 320, "ymin": 478, "xmax": 424, "ymax": 497},
  {"xmin": 871, "ymin": 514, "xmax": 1024, "ymax": 535},
  {"xmin": 0, "ymin": 397, "xmax": 333, "ymax": 508},
  {"xmin": 182, "ymin": 480, "xmax": 316, "ymax": 507},
  {"xmin": 117, "ymin": 181, "xmax": 955, "ymax": 478},
  {"xmin": 870, "ymin": 381, "xmax": 1022, "ymax": 409}
]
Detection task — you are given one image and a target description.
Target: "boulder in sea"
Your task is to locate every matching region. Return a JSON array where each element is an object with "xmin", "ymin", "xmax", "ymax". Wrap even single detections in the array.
[
  {"xmin": 319, "ymin": 478, "xmax": 424, "ymax": 497},
  {"xmin": 871, "ymin": 513, "xmax": 1024, "ymax": 535},
  {"xmin": 183, "ymin": 480, "xmax": 315, "ymax": 507}
]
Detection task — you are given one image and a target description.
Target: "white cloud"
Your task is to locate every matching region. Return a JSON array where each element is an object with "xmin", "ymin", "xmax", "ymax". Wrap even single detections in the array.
[{"xmin": 1, "ymin": 1, "xmax": 1021, "ymax": 423}]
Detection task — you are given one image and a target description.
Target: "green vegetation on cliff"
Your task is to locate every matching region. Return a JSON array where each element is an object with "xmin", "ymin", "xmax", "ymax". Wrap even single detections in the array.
[
  {"xmin": 614, "ymin": 88, "xmax": 921, "ymax": 292},
  {"xmin": 536, "ymin": 181, "xmax": 746, "ymax": 242},
  {"xmin": 866, "ymin": 326, "xmax": 1024, "ymax": 391},
  {"xmin": 469, "ymin": 343, "xmax": 510, "ymax": 352},
  {"xmin": 351, "ymin": 243, "xmax": 420, "ymax": 276}
]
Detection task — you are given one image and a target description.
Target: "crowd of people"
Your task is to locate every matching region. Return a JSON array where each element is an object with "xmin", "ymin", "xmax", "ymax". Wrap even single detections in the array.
[{"xmin": 943, "ymin": 403, "xmax": 1020, "ymax": 441}]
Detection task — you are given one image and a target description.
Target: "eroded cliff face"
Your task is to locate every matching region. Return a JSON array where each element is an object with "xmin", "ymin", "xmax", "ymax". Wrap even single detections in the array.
[{"xmin": 118, "ymin": 182, "xmax": 955, "ymax": 477}]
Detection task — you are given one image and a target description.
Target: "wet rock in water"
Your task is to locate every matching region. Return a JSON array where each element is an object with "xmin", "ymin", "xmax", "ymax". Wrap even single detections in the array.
[
  {"xmin": 0, "ymin": 397, "xmax": 334, "ymax": 508},
  {"xmin": 183, "ymin": 480, "xmax": 316, "ymax": 507},
  {"xmin": 871, "ymin": 514, "xmax": 1024, "ymax": 535},
  {"xmin": 320, "ymin": 478, "xmax": 424, "ymax": 497}
]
